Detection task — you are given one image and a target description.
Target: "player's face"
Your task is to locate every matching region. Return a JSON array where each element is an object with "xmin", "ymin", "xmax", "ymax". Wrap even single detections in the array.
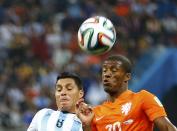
[
  {"xmin": 102, "ymin": 60, "xmax": 128, "ymax": 93},
  {"xmin": 55, "ymin": 78, "xmax": 83, "ymax": 113}
]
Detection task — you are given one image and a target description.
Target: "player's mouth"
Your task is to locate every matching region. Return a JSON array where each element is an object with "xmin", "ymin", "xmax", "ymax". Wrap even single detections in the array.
[
  {"xmin": 60, "ymin": 98, "xmax": 69, "ymax": 103},
  {"xmin": 103, "ymin": 79, "xmax": 111, "ymax": 86}
]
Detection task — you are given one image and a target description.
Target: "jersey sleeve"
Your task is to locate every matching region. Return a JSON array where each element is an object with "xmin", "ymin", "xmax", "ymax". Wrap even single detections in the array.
[
  {"xmin": 141, "ymin": 90, "xmax": 167, "ymax": 122},
  {"xmin": 27, "ymin": 108, "xmax": 50, "ymax": 131},
  {"xmin": 27, "ymin": 111, "xmax": 39, "ymax": 131}
]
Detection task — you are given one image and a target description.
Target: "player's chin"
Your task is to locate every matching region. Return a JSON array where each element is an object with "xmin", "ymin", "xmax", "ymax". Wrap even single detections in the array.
[
  {"xmin": 60, "ymin": 105, "xmax": 71, "ymax": 111},
  {"xmin": 60, "ymin": 102, "xmax": 70, "ymax": 108},
  {"xmin": 103, "ymin": 86, "xmax": 112, "ymax": 93},
  {"xmin": 103, "ymin": 82, "xmax": 112, "ymax": 88},
  {"xmin": 104, "ymin": 86, "xmax": 116, "ymax": 94}
]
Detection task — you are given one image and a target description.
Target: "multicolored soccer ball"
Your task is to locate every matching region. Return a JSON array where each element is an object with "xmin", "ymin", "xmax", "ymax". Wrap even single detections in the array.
[{"xmin": 78, "ymin": 16, "xmax": 116, "ymax": 55}]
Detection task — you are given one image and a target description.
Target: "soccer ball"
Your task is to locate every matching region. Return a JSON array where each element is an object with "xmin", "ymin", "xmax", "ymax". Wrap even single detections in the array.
[{"xmin": 78, "ymin": 16, "xmax": 116, "ymax": 55}]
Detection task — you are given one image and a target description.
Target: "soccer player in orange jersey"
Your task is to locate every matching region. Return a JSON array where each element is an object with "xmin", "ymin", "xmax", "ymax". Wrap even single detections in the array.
[{"xmin": 77, "ymin": 55, "xmax": 177, "ymax": 131}]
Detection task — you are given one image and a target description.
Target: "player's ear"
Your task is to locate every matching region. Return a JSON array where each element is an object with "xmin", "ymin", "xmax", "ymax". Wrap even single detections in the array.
[
  {"xmin": 79, "ymin": 90, "xmax": 84, "ymax": 98},
  {"xmin": 124, "ymin": 73, "xmax": 131, "ymax": 82}
]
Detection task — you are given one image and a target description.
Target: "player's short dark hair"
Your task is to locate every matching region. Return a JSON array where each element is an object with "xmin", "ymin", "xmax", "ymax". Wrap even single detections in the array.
[
  {"xmin": 56, "ymin": 72, "xmax": 83, "ymax": 90},
  {"xmin": 106, "ymin": 55, "xmax": 132, "ymax": 73}
]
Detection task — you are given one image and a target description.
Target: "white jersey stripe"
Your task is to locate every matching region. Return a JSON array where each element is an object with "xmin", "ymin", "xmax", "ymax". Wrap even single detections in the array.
[
  {"xmin": 38, "ymin": 109, "xmax": 51, "ymax": 131},
  {"xmin": 40, "ymin": 109, "xmax": 53, "ymax": 131},
  {"xmin": 47, "ymin": 111, "xmax": 60, "ymax": 131},
  {"xmin": 61, "ymin": 113, "xmax": 74, "ymax": 131},
  {"xmin": 79, "ymin": 127, "xmax": 83, "ymax": 131}
]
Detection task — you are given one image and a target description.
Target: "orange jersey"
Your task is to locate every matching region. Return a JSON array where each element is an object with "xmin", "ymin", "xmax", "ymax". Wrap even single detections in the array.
[{"xmin": 91, "ymin": 90, "xmax": 167, "ymax": 131}]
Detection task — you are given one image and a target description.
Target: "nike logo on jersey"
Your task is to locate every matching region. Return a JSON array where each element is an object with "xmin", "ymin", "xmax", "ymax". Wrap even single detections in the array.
[
  {"xmin": 95, "ymin": 116, "xmax": 104, "ymax": 121},
  {"xmin": 121, "ymin": 102, "xmax": 132, "ymax": 115}
]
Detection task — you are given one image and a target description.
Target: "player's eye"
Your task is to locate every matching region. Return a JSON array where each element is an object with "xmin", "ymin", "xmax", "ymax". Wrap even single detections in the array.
[
  {"xmin": 57, "ymin": 88, "xmax": 62, "ymax": 92},
  {"xmin": 67, "ymin": 85, "xmax": 73, "ymax": 90},
  {"xmin": 56, "ymin": 85, "xmax": 62, "ymax": 92},
  {"xmin": 111, "ymin": 67, "xmax": 118, "ymax": 72}
]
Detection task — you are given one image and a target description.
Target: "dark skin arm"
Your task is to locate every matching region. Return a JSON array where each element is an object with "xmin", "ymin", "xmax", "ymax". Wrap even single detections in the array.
[{"xmin": 154, "ymin": 117, "xmax": 177, "ymax": 131}]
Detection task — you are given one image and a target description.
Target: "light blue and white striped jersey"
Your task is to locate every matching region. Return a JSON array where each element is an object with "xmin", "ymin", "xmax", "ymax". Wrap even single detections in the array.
[{"xmin": 27, "ymin": 108, "xmax": 83, "ymax": 131}]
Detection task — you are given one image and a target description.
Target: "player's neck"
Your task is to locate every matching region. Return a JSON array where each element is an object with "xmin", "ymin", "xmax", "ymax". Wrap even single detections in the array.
[{"xmin": 108, "ymin": 87, "xmax": 128, "ymax": 102}]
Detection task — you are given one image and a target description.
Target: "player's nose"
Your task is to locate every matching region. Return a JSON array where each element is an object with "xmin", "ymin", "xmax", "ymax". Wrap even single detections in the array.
[
  {"xmin": 60, "ymin": 89, "xmax": 67, "ymax": 96},
  {"xmin": 103, "ymin": 72, "xmax": 111, "ymax": 78},
  {"xmin": 104, "ymin": 74, "xmax": 111, "ymax": 79}
]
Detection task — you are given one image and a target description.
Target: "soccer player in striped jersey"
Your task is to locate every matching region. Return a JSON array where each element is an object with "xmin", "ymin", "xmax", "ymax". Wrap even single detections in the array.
[
  {"xmin": 77, "ymin": 55, "xmax": 177, "ymax": 131},
  {"xmin": 27, "ymin": 72, "xmax": 84, "ymax": 131}
]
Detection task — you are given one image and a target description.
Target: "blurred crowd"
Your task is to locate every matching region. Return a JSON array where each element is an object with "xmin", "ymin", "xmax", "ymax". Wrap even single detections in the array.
[{"xmin": 0, "ymin": 0, "xmax": 176, "ymax": 130}]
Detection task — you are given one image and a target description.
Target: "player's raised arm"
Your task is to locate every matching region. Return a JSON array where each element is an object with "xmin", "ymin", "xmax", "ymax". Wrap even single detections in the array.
[
  {"xmin": 154, "ymin": 117, "xmax": 177, "ymax": 131},
  {"xmin": 140, "ymin": 90, "xmax": 176, "ymax": 131}
]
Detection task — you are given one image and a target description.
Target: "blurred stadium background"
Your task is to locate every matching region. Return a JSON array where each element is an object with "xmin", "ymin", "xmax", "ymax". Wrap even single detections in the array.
[{"xmin": 0, "ymin": 0, "xmax": 176, "ymax": 130}]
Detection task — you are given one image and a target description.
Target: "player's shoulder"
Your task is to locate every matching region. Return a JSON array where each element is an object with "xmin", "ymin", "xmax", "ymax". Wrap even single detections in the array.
[
  {"xmin": 38, "ymin": 108, "xmax": 54, "ymax": 112},
  {"xmin": 93, "ymin": 100, "xmax": 115, "ymax": 114},
  {"xmin": 138, "ymin": 90, "xmax": 154, "ymax": 95},
  {"xmin": 36, "ymin": 108, "xmax": 54, "ymax": 116},
  {"xmin": 137, "ymin": 90, "xmax": 155, "ymax": 99},
  {"xmin": 92, "ymin": 103, "xmax": 105, "ymax": 113}
]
